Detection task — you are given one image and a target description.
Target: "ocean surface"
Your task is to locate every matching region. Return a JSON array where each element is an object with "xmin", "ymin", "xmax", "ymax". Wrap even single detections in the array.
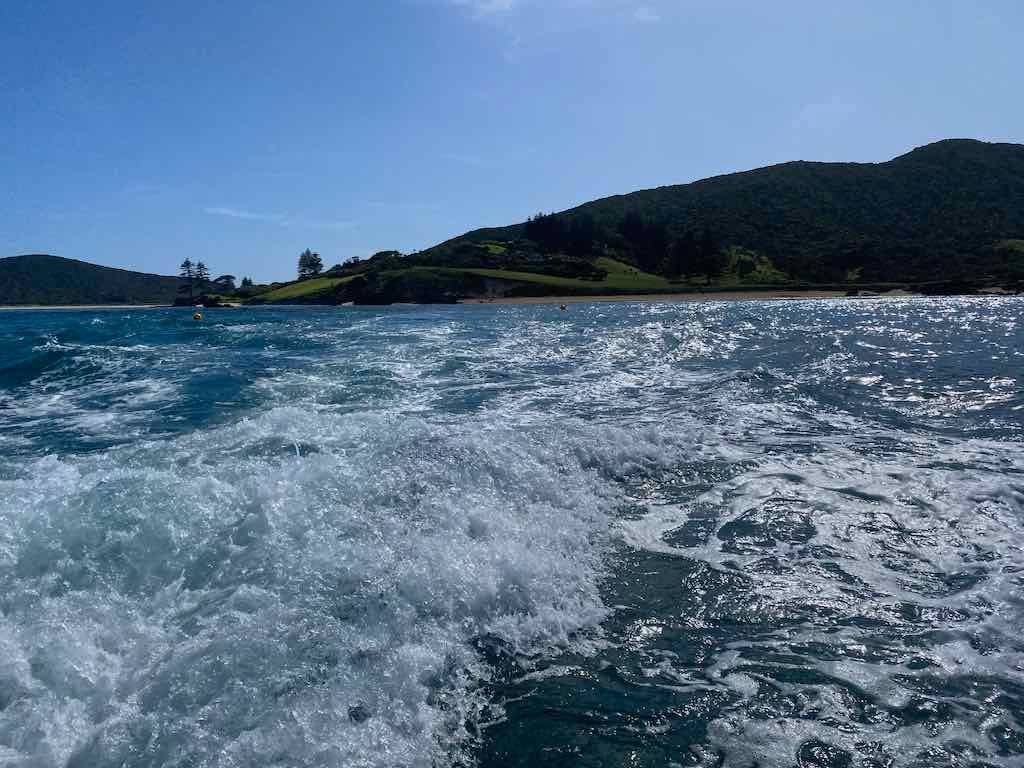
[{"xmin": 0, "ymin": 298, "xmax": 1022, "ymax": 768}]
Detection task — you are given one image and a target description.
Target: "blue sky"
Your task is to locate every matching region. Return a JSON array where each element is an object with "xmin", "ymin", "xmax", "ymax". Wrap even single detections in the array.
[{"xmin": 2, "ymin": 0, "xmax": 1021, "ymax": 282}]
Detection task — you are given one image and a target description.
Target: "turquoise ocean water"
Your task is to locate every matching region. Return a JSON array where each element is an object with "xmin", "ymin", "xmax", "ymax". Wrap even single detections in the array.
[{"xmin": 0, "ymin": 299, "xmax": 1022, "ymax": 767}]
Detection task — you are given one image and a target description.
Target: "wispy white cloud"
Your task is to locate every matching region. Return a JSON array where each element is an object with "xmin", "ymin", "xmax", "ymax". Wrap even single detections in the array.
[
  {"xmin": 448, "ymin": 0, "xmax": 520, "ymax": 15},
  {"xmin": 203, "ymin": 206, "xmax": 354, "ymax": 231},
  {"xmin": 446, "ymin": 0, "xmax": 671, "ymax": 29},
  {"xmin": 204, "ymin": 206, "xmax": 277, "ymax": 222}
]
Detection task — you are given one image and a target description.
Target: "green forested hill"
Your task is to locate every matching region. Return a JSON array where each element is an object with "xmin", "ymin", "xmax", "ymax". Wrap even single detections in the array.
[
  {"xmin": 429, "ymin": 139, "xmax": 1024, "ymax": 283},
  {"xmin": 0, "ymin": 254, "xmax": 181, "ymax": 305},
  {"xmin": 9, "ymin": 140, "xmax": 1024, "ymax": 307}
]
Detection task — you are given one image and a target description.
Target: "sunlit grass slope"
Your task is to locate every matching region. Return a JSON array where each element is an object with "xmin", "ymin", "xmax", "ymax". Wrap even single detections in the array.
[
  {"xmin": 253, "ymin": 275, "xmax": 354, "ymax": 302},
  {"xmin": 447, "ymin": 257, "xmax": 673, "ymax": 292}
]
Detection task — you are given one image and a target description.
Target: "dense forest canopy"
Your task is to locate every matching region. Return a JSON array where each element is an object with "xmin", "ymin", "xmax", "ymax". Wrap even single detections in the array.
[
  {"xmin": 4, "ymin": 140, "xmax": 1023, "ymax": 306},
  {"xmin": 424, "ymin": 139, "xmax": 1024, "ymax": 283},
  {"xmin": 0, "ymin": 255, "xmax": 182, "ymax": 305}
]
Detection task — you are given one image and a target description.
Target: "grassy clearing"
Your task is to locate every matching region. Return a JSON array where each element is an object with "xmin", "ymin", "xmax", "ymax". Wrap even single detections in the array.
[
  {"xmin": 439, "ymin": 258, "xmax": 672, "ymax": 292},
  {"xmin": 446, "ymin": 253, "xmax": 794, "ymax": 293},
  {"xmin": 253, "ymin": 275, "xmax": 354, "ymax": 302},
  {"xmin": 593, "ymin": 257, "xmax": 673, "ymax": 289},
  {"xmin": 252, "ymin": 253, "xmax": 800, "ymax": 305}
]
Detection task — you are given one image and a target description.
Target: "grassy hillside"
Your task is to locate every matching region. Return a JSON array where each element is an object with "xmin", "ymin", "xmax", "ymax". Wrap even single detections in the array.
[
  {"xmin": 27, "ymin": 138, "xmax": 1007, "ymax": 308},
  {"xmin": 432, "ymin": 139, "xmax": 1024, "ymax": 283},
  {"xmin": 245, "ymin": 258, "xmax": 675, "ymax": 305},
  {"xmin": 0, "ymin": 254, "xmax": 181, "ymax": 305},
  {"xmin": 248, "ymin": 275, "xmax": 355, "ymax": 303},
  {"xmin": 452, "ymin": 257, "xmax": 672, "ymax": 292}
]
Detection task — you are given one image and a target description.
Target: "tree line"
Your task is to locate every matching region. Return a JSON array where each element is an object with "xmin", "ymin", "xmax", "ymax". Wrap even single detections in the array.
[
  {"xmin": 176, "ymin": 247, "xmax": 327, "ymax": 302},
  {"xmin": 178, "ymin": 259, "xmax": 252, "ymax": 301},
  {"xmin": 524, "ymin": 211, "xmax": 728, "ymax": 281}
]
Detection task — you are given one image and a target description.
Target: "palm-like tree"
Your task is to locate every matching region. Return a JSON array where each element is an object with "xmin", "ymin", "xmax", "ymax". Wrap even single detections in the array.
[
  {"xmin": 195, "ymin": 262, "xmax": 210, "ymax": 281},
  {"xmin": 297, "ymin": 249, "xmax": 323, "ymax": 279},
  {"xmin": 179, "ymin": 259, "xmax": 194, "ymax": 301}
]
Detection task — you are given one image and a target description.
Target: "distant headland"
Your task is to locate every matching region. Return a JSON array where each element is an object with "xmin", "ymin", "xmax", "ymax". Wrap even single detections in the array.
[{"xmin": 3, "ymin": 139, "xmax": 1022, "ymax": 307}]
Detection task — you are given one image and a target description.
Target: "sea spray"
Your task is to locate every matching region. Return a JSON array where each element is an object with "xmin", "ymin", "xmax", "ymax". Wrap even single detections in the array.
[
  {"xmin": 0, "ymin": 403, "xmax": 694, "ymax": 765},
  {"xmin": 0, "ymin": 299, "xmax": 1022, "ymax": 767}
]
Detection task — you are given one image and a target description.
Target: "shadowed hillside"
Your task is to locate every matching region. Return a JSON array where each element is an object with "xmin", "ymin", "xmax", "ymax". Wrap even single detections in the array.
[
  {"xmin": 0, "ymin": 255, "xmax": 181, "ymax": 305},
  {"xmin": 427, "ymin": 139, "xmax": 1024, "ymax": 283},
  {"xmin": 8, "ymin": 140, "xmax": 1024, "ymax": 307}
]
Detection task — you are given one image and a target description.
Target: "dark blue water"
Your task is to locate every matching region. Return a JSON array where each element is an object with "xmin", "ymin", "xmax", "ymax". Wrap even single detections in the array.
[{"xmin": 0, "ymin": 299, "xmax": 1022, "ymax": 767}]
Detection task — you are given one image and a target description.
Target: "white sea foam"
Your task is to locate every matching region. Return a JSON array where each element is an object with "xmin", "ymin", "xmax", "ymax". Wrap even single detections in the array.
[
  {"xmin": 618, "ymin": 423, "xmax": 1024, "ymax": 765},
  {"xmin": 2, "ymin": 299, "xmax": 1022, "ymax": 767},
  {"xmin": 0, "ymin": 403, "xmax": 684, "ymax": 766}
]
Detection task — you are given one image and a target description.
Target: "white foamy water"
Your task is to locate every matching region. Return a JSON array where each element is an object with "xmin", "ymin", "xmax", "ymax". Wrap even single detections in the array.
[
  {"xmin": 0, "ymin": 402, "xmax": 655, "ymax": 766},
  {"xmin": 618, "ymin": 430, "xmax": 1024, "ymax": 766},
  {"xmin": 1, "ymin": 299, "xmax": 1022, "ymax": 767}
]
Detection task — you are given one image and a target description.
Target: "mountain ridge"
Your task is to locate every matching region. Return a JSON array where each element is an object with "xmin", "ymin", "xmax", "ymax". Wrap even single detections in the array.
[
  {"xmin": 451, "ymin": 139, "xmax": 1017, "ymax": 285},
  {"xmin": 0, "ymin": 254, "xmax": 181, "ymax": 306},
  {"xmin": 4, "ymin": 139, "xmax": 1023, "ymax": 305}
]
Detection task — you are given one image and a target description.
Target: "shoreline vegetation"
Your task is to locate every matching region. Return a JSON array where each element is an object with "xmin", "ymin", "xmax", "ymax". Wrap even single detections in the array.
[
  {"xmin": 8, "ymin": 287, "xmax": 1024, "ymax": 312},
  {"xmin": 467, "ymin": 289, "xmax": 892, "ymax": 304},
  {"xmin": 5, "ymin": 270, "xmax": 1016, "ymax": 307},
  {"xmin": 2, "ymin": 140, "xmax": 1023, "ymax": 308},
  {"xmin": 4, "ymin": 293, "xmax": 851, "ymax": 310}
]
